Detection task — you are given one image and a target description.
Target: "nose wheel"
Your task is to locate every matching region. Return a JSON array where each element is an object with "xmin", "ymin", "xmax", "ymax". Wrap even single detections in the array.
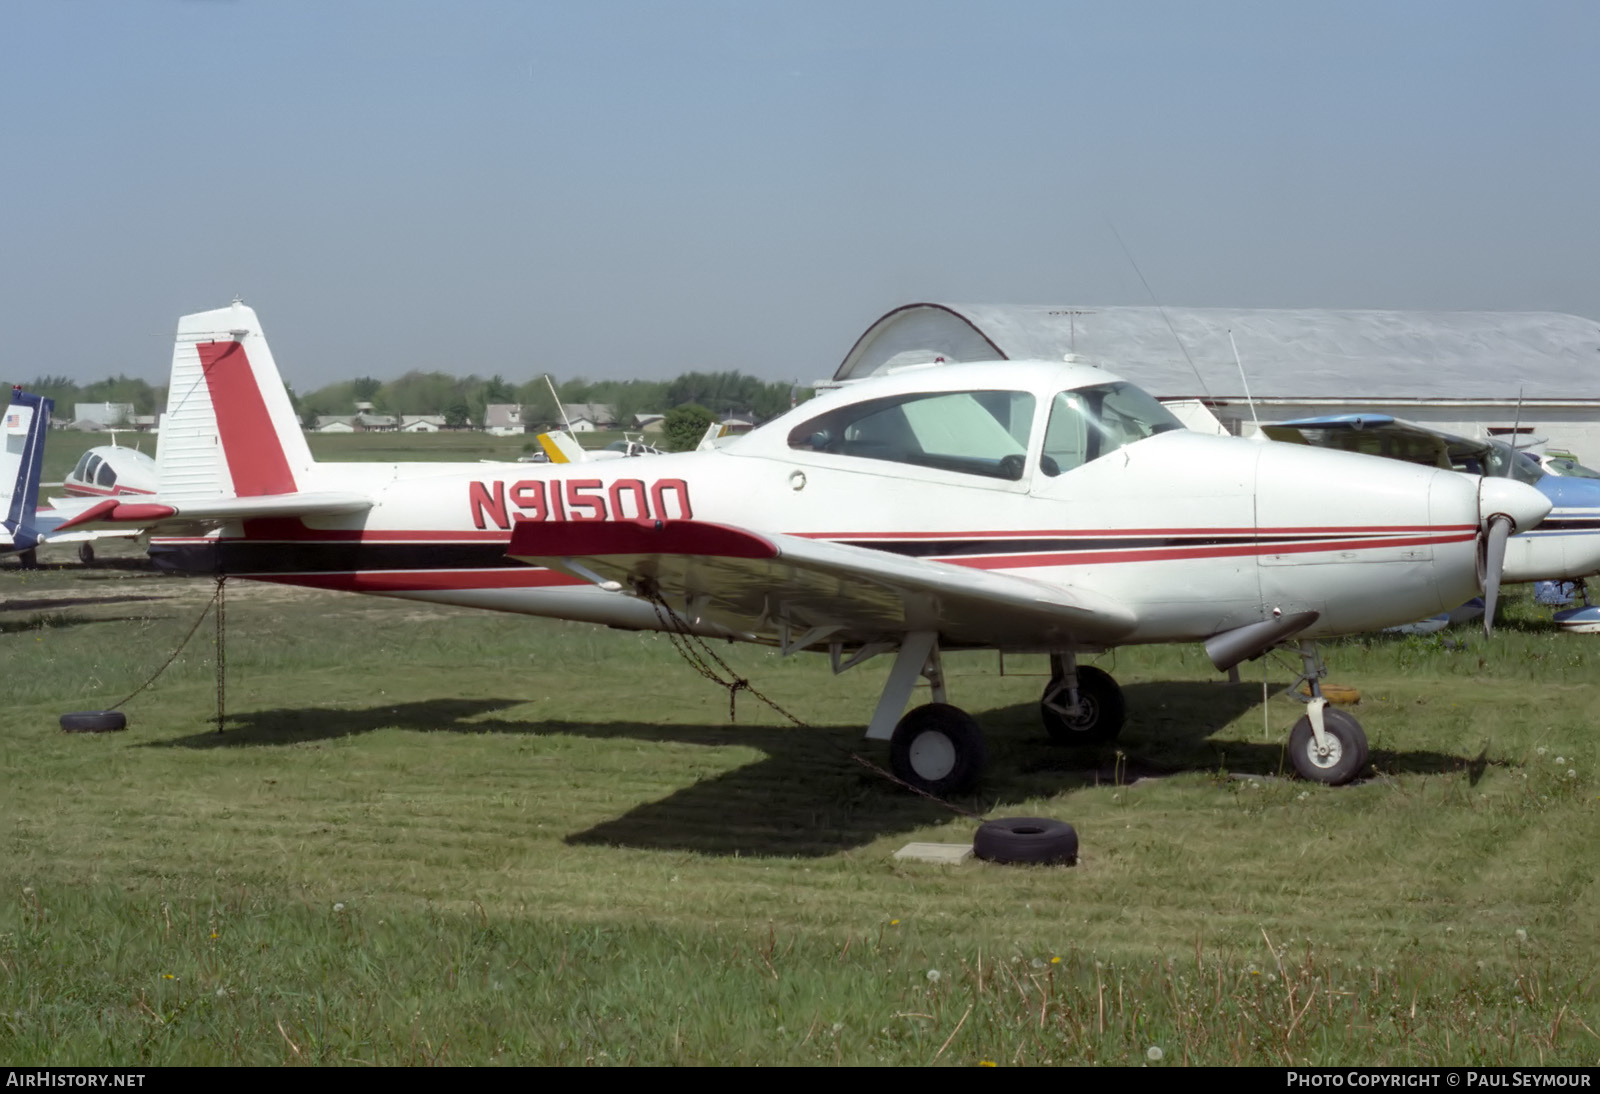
[
  {"xmin": 1287, "ymin": 705, "xmax": 1369, "ymax": 785},
  {"xmin": 1284, "ymin": 641, "xmax": 1369, "ymax": 785}
]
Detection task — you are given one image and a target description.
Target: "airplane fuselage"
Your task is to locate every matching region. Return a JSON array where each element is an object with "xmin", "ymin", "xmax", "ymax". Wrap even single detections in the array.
[{"xmin": 151, "ymin": 427, "xmax": 1490, "ymax": 650}]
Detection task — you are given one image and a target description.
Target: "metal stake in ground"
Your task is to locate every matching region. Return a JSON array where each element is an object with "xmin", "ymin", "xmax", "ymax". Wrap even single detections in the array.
[
  {"xmin": 60, "ymin": 576, "xmax": 228, "ymax": 733},
  {"xmin": 214, "ymin": 575, "xmax": 227, "ymax": 732}
]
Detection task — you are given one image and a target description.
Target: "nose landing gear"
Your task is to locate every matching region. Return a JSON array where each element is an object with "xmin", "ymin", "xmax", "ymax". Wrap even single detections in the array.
[{"xmin": 1286, "ymin": 641, "xmax": 1369, "ymax": 785}]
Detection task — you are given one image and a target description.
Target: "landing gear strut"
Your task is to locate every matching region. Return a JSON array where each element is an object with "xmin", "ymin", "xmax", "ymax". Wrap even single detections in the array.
[
  {"xmin": 861, "ymin": 632, "xmax": 987, "ymax": 795},
  {"xmin": 1040, "ymin": 652, "xmax": 1125, "ymax": 745},
  {"xmin": 1286, "ymin": 641, "xmax": 1369, "ymax": 785}
]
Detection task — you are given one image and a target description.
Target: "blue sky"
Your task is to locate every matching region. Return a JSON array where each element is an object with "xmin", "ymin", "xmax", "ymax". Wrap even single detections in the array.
[{"xmin": 3, "ymin": 1, "xmax": 1596, "ymax": 388}]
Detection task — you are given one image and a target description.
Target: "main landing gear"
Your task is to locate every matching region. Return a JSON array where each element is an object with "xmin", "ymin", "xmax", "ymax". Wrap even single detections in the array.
[
  {"xmin": 860, "ymin": 636, "xmax": 1128, "ymax": 796},
  {"xmin": 861, "ymin": 633, "xmax": 1367, "ymax": 793},
  {"xmin": 1040, "ymin": 652, "xmax": 1125, "ymax": 746},
  {"xmin": 863, "ymin": 632, "xmax": 988, "ymax": 796},
  {"xmin": 1286, "ymin": 641, "xmax": 1369, "ymax": 785}
]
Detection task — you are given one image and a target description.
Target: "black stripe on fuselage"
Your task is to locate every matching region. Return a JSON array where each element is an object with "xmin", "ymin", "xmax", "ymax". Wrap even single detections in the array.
[
  {"xmin": 832, "ymin": 532, "xmax": 1384, "ymax": 558},
  {"xmin": 150, "ymin": 530, "xmax": 1412, "ymax": 576},
  {"xmin": 1534, "ymin": 518, "xmax": 1600, "ymax": 532}
]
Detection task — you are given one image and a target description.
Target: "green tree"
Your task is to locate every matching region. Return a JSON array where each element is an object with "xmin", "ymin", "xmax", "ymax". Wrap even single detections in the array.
[{"xmin": 663, "ymin": 403, "xmax": 715, "ymax": 452}]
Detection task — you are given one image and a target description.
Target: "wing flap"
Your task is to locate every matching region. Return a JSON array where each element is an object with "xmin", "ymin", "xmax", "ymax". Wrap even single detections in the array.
[{"xmin": 508, "ymin": 518, "xmax": 1137, "ymax": 649}]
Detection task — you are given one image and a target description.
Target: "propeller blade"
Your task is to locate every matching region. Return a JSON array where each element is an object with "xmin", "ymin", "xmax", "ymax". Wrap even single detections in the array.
[{"xmin": 1482, "ymin": 514, "xmax": 1513, "ymax": 637}]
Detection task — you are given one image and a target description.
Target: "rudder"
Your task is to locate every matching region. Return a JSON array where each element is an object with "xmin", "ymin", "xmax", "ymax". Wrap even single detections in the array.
[{"xmin": 157, "ymin": 301, "xmax": 315, "ymax": 502}]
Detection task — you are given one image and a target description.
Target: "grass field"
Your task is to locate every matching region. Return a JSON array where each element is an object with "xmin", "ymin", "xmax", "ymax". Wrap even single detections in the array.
[{"xmin": 2, "ymin": 538, "xmax": 1598, "ymax": 1065}]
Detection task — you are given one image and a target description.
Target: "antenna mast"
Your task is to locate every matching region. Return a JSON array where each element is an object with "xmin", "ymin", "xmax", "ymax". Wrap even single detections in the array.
[
  {"xmin": 1229, "ymin": 330, "xmax": 1260, "ymax": 433},
  {"xmin": 1109, "ymin": 224, "xmax": 1212, "ymax": 400}
]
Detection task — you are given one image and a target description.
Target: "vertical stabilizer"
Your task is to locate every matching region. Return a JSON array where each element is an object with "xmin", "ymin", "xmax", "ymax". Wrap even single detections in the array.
[
  {"xmin": 157, "ymin": 301, "xmax": 315, "ymax": 502},
  {"xmin": 2, "ymin": 388, "xmax": 52, "ymax": 550}
]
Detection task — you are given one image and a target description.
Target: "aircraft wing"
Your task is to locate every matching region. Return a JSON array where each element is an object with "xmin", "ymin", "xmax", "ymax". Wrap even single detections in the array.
[
  {"xmin": 1262, "ymin": 414, "xmax": 1491, "ymax": 471},
  {"xmin": 507, "ymin": 519, "xmax": 1138, "ymax": 650}
]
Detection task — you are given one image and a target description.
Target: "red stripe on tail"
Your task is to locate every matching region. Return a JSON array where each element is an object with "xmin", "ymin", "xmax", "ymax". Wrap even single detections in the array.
[{"xmin": 195, "ymin": 341, "xmax": 296, "ymax": 497}]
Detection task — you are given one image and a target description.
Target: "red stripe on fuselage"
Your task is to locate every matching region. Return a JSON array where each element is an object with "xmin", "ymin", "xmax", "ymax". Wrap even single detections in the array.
[
  {"xmin": 195, "ymin": 341, "xmax": 296, "ymax": 497},
  {"xmin": 794, "ymin": 524, "xmax": 1476, "ymax": 540},
  {"xmin": 946, "ymin": 531, "xmax": 1478, "ymax": 570}
]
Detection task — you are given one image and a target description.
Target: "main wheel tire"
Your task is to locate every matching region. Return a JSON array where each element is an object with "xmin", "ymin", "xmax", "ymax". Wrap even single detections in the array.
[
  {"xmin": 1287, "ymin": 707, "xmax": 1368, "ymax": 785},
  {"xmin": 59, "ymin": 710, "xmax": 127, "ymax": 734},
  {"xmin": 78, "ymin": 542, "xmax": 95, "ymax": 565},
  {"xmin": 889, "ymin": 703, "xmax": 986, "ymax": 796},
  {"xmin": 1040, "ymin": 665, "xmax": 1125, "ymax": 746},
  {"xmin": 973, "ymin": 817, "xmax": 1079, "ymax": 866}
]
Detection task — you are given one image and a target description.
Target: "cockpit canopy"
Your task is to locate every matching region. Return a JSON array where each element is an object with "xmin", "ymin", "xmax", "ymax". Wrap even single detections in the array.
[{"xmin": 784, "ymin": 377, "xmax": 1180, "ymax": 482}]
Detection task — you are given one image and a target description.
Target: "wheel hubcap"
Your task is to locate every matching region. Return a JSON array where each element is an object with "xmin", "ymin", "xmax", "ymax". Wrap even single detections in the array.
[
  {"xmin": 1305, "ymin": 733, "xmax": 1343, "ymax": 769},
  {"xmin": 1045, "ymin": 684, "xmax": 1098, "ymax": 731},
  {"xmin": 909, "ymin": 730, "xmax": 957, "ymax": 781}
]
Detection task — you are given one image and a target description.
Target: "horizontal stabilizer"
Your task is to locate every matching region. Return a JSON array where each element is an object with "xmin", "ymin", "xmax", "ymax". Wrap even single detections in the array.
[{"xmin": 54, "ymin": 491, "xmax": 373, "ymax": 532}]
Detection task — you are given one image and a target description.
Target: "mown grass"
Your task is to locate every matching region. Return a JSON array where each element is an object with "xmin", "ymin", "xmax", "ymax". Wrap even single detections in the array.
[{"xmin": 2, "ymin": 545, "xmax": 1597, "ymax": 1064}]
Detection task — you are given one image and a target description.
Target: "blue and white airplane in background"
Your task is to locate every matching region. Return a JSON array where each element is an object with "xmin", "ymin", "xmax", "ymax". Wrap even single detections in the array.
[
  {"xmin": 2, "ymin": 387, "xmax": 52, "ymax": 563},
  {"xmin": 1262, "ymin": 414, "xmax": 1600, "ymax": 621},
  {"xmin": 3, "ymin": 387, "xmax": 140, "ymax": 566}
]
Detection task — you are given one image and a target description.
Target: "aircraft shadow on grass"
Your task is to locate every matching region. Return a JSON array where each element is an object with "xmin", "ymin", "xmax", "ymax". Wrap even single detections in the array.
[
  {"xmin": 1, "ymin": 593, "xmax": 166, "ymax": 614},
  {"xmin": 148, "ymin": 683, "xmax": 1481, "ymax": 858},
  {"xmin": 0, "ymin": 612, "xmax": 151, "ymax": 635}
]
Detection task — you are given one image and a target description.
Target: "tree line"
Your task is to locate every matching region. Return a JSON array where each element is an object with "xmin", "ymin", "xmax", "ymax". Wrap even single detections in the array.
[
  {"xmin": 19, "ymin": 370, "xmax": 812, "ymax": 432},
  {"xmin": 295, "ymin": 369, "xmax": 810, "ymax": 430},
  {"xmin": 20, "ymin": 375, "xmax": 166, "ymax": 423}
]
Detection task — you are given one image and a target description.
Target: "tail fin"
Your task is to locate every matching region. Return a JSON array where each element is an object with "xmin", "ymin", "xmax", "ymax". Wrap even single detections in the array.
[
  {"xmin": 157, "ymin": 301, "xmax": 315, "ymax": 502},
  {"xmin": 536, "ymin": 430, "xmax": 588, "ymax": 463},
  {"xmin": 2, "ymin": 387, "xmax": 52, "ymax": 551},
  {"xmin": 696, "ymin": 421, "xmax": 728, "ymax": 451}
]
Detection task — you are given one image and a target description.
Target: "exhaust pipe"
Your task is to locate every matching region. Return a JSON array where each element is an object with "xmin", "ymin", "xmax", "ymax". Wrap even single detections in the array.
[{"xmin": 1205, "ymin": 610, "xmax": 1320, "ymax": 672}]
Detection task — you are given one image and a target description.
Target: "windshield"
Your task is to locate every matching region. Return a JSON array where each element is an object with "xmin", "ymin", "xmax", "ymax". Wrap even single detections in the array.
[
  {"xmin": 1040, "ymin": 382, "xmax": 1182, "ymax": 477},
  {"xmin": 788, "ymin": 389, "xmax": 1035, "ymax": 481},
  {"xmin": 1475, "ymin": 442, "xmax": 1545, "ymax": 487},
  {"xmin": 1543, "ymin": 455, "xmax": 1600, "ymax": 479}
]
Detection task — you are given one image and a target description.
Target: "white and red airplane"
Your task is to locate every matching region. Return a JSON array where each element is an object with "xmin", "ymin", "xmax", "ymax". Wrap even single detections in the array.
[
  {"xmin": 61, "ymin": 302, "xmax": 1551, "ymax": 792},
  {"xmin": 59, "ymin": 442, "xmax": 158, "ymax": 501}
]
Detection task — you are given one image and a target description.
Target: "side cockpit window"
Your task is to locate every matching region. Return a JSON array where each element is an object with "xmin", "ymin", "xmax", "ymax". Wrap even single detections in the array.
[
  {"xmin": 72, "ymin": 451, "xmax": 95, "ymax": 480},
  {"xmin": 1040, "ymin": 382, "xmax": 1181, "ymax": 477},
  {"xmin": 96, "ymin": 459, "xmax": 118, "ymax": 488},
  {"xmin": 789, "ymin": 390, "xmax": 1035, "ymax": 481}
]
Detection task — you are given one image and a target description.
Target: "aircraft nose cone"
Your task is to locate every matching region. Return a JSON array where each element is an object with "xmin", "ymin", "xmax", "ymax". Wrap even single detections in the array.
[{"xmin": 1479, "ymin": 477, "xmax": 1552, "ymax": 532}]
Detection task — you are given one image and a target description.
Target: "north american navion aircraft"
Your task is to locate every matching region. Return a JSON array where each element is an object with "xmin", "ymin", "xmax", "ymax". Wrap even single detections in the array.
[{"xmin": 59, "ymin": 302, "xmax": 1552, "ymax": 794}]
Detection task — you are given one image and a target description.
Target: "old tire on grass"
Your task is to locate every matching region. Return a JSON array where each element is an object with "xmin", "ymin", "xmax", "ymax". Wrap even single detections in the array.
[
  {"xmin": 974, "ymin": 817, "xmax": 1079, "ymax": 866},
  {"xmin": 1040, "ymin": 665, "xmax": 1125, "ymax": 746},
  {"xmin": 60, "ymin": 710, "xmax": 126, "ymax": 734},
  {"xmin": 889, "ymin": 703, "xmax": 985, "ymax": 797},
  {"xmin": 1287, "ymin": 707, "xmax": 1368, "ymax": 785}
]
